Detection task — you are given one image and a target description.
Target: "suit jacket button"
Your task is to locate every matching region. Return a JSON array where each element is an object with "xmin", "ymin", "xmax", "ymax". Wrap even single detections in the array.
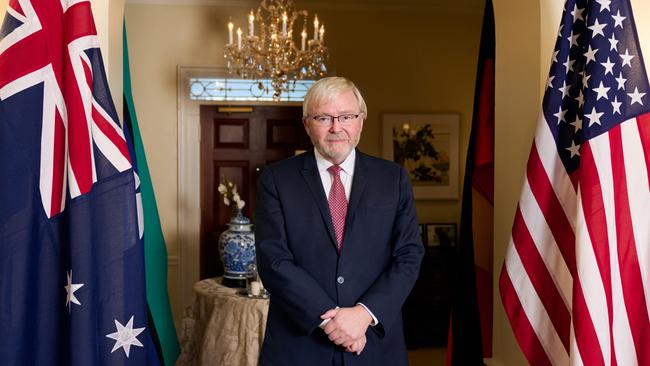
[{"xmin": 337, "ymin": 276, "xmax": 344, "ymax": 284}]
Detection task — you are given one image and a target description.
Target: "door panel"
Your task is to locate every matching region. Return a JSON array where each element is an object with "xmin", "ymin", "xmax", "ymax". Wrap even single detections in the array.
[{"xmin": 214, "ymin": 119, "xmax": 249, "ymax": 148}]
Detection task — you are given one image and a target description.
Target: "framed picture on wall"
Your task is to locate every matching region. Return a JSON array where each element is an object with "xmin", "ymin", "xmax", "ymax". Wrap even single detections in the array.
[
  {"xmin": 424, "ymin": 223, "xmax": 457, "ymax": 247},
  {"xmin": 382, "ymin": 113, "xmax": 459, "ymax": 199}
]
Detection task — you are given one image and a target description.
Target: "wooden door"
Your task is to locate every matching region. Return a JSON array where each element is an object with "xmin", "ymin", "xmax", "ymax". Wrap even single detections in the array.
[{"xmin": 199, "ymin": 105, "xmax": 310, "ymax": 279}]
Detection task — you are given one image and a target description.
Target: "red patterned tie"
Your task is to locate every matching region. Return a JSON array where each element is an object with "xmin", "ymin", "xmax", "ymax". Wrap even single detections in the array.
[{"xmin": 327, "ymin": 165, "xmax": 348, "ymax": 250}]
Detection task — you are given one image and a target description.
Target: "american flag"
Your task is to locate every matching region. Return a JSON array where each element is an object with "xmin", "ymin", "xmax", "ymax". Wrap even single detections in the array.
[
  {"xmin": 0, "ymin": 0, "xmax": 159, "ymax": 364},
  {"xmin": 499, "ymin": 0, "xmax": 650, "ymax": 364}
]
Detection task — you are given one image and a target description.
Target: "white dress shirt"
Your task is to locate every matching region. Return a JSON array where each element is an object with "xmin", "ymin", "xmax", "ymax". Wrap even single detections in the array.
[{"xmin": 313, "ymin": 148, "xmax": 379, "ymax": 328}]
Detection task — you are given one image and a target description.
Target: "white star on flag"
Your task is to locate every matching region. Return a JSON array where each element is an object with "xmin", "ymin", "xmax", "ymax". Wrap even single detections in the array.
[
  {"xmin": 615, "ymin": 72, "xmax": 627, "ymax": 90},
  {"xmin": 585, "ymin": 106, "xmax": 604, "ymax": 126},
  {"xmin": 105, "ymin": 316, "xmax": 145, "ymax": 358},
  {"xmin": 627, "ymin": 86, "xmax": 645, "ymax": 105},
  {"xmin": 588, "ymin": 18, "xmax": 607, "ymax": 37},
  {"xmin": 565, "ymin": 140, "xmax": 581, "ymax": 158},
  {"xmin": 575, "ymin": 89, "xmax": 585, "ymax": 107},
  {"xmin": 582, "ymin": 72, "xmax": 591, "ymax": 88},
  {"xmin": 593, "ymin": 81, "xmax": 610, "ymax": 100},
  {"xmin": 584, "ymin": 45, "xmax": 598, "ymax": 64},
  {"xmin": 595, "ymin": 0, "xmax": 612, "ymax": 12},
  {"xmin": 601, "ymin": 57, "xmax": 615, "ymax": 75},
  {"xmin": 611, "ymin": 95, "xmax": 622, "ymax": 114},
  {"xmin": 568, "ymin": 31, "xmax": 580, "ymax": 47},
  {"xmin": 554, "ymin": 106, "xmax": 568, "ymax": 124},
  {"xmin": 547, "ymin": 75, "xmax": 555, "ymax": 89},
  {"xmin": 571, "ymin": 4, "xmax": 584, "ymax": 23},
  {"xmin": 563, "ymin": 55, "xmax": 575, "ymax": 72},
  {"xmin": 620, "ymin": 48, "xmax": 634, "ymax": 68},
  {"xmin": 559, "ymin": 80, "xmax": 570, "ymax": 99},
  {"xmin": 65, "ymin": 270, "xmax": 84, "ymax": 312},
  {"xmin": 612, "ymin": 10, "xmax": 626, "ymax": 28},
  {"xmin": 608, "ymin": 33, "xmax": 618, "ymax": 51},
  {"xmin": 570, "ymin": 117, "xmax": 583, "ymax": 132}
]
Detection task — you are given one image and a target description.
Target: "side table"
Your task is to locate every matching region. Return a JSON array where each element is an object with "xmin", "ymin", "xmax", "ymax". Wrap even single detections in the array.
[{"xmin": 176, "ymin": 277, "xmax": 269, "ymax": 366}]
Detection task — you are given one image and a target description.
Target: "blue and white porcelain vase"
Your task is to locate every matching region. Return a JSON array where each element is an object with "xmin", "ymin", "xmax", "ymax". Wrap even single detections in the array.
[{"xmin": 218, "ymin": 211, "xmax": 256, "ymax": 284}]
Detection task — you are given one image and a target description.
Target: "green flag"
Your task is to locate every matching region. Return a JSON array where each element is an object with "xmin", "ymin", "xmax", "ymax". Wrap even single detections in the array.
[{"xmin": 123, "ymin": 20, "xmax": 180, "ymax": 366}]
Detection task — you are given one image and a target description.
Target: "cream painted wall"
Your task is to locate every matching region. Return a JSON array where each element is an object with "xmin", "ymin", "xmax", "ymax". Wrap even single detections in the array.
[
  {"xmin": 491, "ymin": 0, "xmax": 540, "ymax": 363},
  {"xmin": 124, "ymin": 2, "xmax": 483, "ymax": 322}
]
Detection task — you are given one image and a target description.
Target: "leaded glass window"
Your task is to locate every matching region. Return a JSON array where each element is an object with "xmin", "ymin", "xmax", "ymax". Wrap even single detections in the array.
[{"xmin": 189, "ymin": 78, "xmax": 314, "ymax": 102}]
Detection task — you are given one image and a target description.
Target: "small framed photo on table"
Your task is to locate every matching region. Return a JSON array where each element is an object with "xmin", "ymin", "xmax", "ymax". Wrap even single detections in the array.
[
  {"xmin": 425, "ymin": 223, "xmax": 457, "ymax": 247},
  {"xmin": 418, "ymin": 224, "xmax": 426, "ymax": 246}
]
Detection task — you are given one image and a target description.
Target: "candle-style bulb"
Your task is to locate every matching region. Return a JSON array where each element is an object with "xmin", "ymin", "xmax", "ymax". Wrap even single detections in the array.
[
  {"xmin": 301, "ymin": 29, "xmax": 307, "ymax": 51},
  {"xmin": 282, "ymin": 12, "xmax": 288, "ymax": 36},
  {"xmin": 248, "ymin": 11, "xmax": 255, "ymax": 36},
  {"xmin": 237, "ymin": 27, "xmax": 242, "ymax": 49},
  {"xmin": 313, "ymin": 15, "xmax": 319, "ymax": 41},
  {"xmin": 319, "ymin": 25, "xmax": 325, "ymax": 43},
  {"xmin": 228, "ymin": 22, "xmax": 234, "ymax": 45}
]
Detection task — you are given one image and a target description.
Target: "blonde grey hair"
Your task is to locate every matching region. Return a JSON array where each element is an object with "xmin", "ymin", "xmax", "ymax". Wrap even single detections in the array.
[{"xmin": 302, "ymin": 77, "xmax": 367, "ymax": 118}]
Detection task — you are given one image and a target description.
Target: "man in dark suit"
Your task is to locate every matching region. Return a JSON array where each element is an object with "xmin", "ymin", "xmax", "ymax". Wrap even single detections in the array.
[{"xmin": 255, "ymin": 77, "xmax": 424, "ymax": 366}]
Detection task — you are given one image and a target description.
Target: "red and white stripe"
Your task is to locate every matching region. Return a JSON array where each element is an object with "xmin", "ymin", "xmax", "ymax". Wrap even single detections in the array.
[{"xmin": 500, "ymin": 112, "xmax": 650, "ymax": 365}]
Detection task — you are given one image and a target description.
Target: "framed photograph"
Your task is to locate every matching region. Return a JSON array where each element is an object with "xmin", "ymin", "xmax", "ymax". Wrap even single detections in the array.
[
  {"xmin": 425, "ymin": 223, "xmax": 457, "ymax": 247},
  {"xmin": 382, "ymin": 113, "xmax": 459, "ymax": 199}
]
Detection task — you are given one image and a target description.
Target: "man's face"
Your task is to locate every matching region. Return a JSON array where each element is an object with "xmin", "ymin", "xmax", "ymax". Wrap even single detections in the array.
[{"xmin": 303, "ymin": 90, "xmax": 364, "ymax": 164}]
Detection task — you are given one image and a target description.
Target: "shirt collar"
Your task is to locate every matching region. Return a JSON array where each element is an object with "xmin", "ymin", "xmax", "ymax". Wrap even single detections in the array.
[{"xmin": 314, "ymin": 148, "xmax": 356, "ymax": 176}]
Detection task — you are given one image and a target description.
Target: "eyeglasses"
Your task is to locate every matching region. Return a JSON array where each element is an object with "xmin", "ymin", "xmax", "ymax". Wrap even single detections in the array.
[{"xmin": 309, "ymin": 113, "xmax": 363, "ymax": 125}]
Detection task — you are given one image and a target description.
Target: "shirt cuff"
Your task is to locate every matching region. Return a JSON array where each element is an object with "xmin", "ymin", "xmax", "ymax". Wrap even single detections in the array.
[{"xmin": 357, "ymin": 303, "xmax": 379, "ymax": 326}]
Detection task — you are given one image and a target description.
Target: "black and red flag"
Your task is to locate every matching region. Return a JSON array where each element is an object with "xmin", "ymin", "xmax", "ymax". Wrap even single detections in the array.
[{"xmin": 447, "ymin": 0, "xmax": 494, "ymax": 364}]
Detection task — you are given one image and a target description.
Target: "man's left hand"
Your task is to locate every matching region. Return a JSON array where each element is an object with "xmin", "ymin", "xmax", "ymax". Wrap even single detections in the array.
[{"xmin": 321, "ymin": 305, "xmax": 372, "ymax": 346}]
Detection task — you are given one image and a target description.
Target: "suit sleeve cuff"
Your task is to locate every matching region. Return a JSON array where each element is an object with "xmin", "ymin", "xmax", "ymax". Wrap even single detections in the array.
[{"xmin": 357, "ymin": 303, "xmax": 379, "ymax": 326}]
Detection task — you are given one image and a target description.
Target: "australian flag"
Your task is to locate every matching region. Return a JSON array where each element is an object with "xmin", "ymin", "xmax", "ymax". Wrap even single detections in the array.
[{"xmin": 0, "ymin": 0, "xmax": 160, "ymax": 364}]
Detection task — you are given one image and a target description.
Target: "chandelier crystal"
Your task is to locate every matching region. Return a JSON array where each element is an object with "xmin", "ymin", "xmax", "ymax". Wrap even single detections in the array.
[{"xmin": 224, "ymin": 0, "xmax": 329, "ymax": 100}]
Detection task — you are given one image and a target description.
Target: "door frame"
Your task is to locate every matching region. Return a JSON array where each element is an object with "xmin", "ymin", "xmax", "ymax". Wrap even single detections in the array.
[{"xmin": 177, "ymin": 66, "xmax": 302, "ymax": 319}]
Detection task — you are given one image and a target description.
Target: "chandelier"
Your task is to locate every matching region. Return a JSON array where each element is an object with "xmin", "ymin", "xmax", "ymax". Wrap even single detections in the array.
[{"xmin": 224, "ymin": 0, "xmax": 329, "ymax": 100}]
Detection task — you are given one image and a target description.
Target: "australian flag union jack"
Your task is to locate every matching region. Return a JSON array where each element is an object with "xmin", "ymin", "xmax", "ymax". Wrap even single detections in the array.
[{"xmin": 0, "ymin": 0, "xmax": 160, "ymax": 364}]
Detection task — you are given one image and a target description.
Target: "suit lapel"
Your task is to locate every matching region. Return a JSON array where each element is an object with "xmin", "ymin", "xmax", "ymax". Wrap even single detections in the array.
[{"xmin": 301, "ymin": 150, "xmax": 338, "ymax": 249}]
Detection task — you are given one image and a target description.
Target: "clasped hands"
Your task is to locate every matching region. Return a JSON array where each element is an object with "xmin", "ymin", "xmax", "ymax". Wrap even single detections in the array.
[{"xmin": 320, "ymin": 305, "xmax": 372, "ymax": 355}]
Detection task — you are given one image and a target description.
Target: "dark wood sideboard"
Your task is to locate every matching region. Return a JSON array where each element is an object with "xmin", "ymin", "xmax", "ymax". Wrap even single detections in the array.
[{"xmin": 402, "ymin": 246, "xmax": 453, "ymax": 348}]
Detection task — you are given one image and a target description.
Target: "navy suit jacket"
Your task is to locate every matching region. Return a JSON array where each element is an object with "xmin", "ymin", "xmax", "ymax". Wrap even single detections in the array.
[{"xmin": 255, "ymin": 149, "xmax": 424, "ymax": 366}]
